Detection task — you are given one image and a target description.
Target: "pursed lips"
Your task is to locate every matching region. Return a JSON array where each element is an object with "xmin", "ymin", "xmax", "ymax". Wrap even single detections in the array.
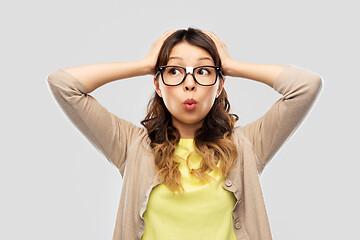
[{"xmin": 183, "ymin": 98, "xmax": 197, "ymax": 110}]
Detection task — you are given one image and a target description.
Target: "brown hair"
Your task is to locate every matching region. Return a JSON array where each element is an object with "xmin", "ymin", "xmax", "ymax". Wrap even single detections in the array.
[{"xmin": 141, "ymin": 27, "xmax": 239, "ymax": 194}]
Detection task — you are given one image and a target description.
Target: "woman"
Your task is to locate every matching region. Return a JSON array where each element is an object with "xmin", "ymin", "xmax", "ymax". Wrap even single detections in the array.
[{"xmin": 47, "ymin": 28, "xmax": 323, "ymax": 240}]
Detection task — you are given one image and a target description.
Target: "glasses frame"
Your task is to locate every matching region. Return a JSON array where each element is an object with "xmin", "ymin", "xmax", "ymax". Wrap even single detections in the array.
[{"xmin": 155, "ymin": 65, "xmax": 222, "ymax": 86}]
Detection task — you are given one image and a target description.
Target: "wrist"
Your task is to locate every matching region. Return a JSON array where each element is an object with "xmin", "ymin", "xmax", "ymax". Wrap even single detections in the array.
[
  {"xmin": 138, "ymin": 58, "xmax": 156, "ymax": 76},
  {"xmin": 222, "ymin": 59, "xmax": 237, "ymax": 77}
]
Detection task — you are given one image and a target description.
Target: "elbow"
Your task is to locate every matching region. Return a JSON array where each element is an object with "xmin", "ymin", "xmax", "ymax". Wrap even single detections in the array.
[
  {"xmin": 301, "ymin": 66, "xmax": 324, "ymax": 94},
  {"xmin": 306, "ymin": 73, "xmax": 324, "ymax": 101},
  {"xmin": 312, "ymin": 74, "xmax": 324, "ymax": 96},
  {"xmin": 46, "ymin": 69, "xmax": 62, "ymax": 86}
]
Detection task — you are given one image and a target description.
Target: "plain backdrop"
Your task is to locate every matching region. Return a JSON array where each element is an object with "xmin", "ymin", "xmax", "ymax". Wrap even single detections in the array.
[{"xmin": 1, "ymin": 0, "xmax": 359, "ymax": 239}]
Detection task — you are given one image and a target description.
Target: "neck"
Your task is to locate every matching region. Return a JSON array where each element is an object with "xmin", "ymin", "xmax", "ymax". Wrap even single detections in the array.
[{"xmin": 171, "ymin": 117, "xmax": 203, "ymax": 139}]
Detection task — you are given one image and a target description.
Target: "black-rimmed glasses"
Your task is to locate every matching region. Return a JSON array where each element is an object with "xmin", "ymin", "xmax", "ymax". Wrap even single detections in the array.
[{"xmin": 155, "ymin": 65, "xmax": 221, "ymax": 86}]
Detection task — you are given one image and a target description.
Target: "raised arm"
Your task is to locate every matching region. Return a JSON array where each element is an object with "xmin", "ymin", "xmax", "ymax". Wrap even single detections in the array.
[
  {"xmin": 62, "ymin": 30, "xmax": 176, "ymax": 93},
  {"xmin": 238, "ymin": 64, "xmax": 323, "ymax": 174},
  {"xmin": 46, "ymin": 31, "xmax": 175, "ymax": 177},
  {"xmin": 203, "ymin": 31, "xmax": 324, "ymax": 175},
  {"xmin": 63, "ymin": 60, "xmax": 152, "ymax": 93}
]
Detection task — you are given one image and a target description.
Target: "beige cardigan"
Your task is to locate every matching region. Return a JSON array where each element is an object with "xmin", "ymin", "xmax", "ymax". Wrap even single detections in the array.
[{"xmin": 47, "ymin": 64, "xmax": 323, "ymax": 240}]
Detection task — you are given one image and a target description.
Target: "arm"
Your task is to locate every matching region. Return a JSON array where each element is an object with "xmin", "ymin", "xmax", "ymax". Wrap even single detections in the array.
[
  {"xmin": 237, "ymin": 64, "xmax": 323, "ymax": 174},
  {"xmin": 63, "ymin": 60, "xmax": 151, "ymax": 93},
  {"xmin": 222, "ymin": 61, "xmax": 286, "ymax": 88},
  {"xmin": 202, "ymin": 31, "xmax": 285, "ymax": 88},
  {"xmin": 204, "ymin": 31, "xmax": 324, "ymax": 175},
  {"xmin": 63, "ymin": 30, "xmax": 175, "ymax": 93},
  {"xmin": 47, "ymin": 62, "xmax": 146, "ymax": 176},
  {"xmin": 46, "ymin": 31, "xmax": 175, "ymax": 177}
]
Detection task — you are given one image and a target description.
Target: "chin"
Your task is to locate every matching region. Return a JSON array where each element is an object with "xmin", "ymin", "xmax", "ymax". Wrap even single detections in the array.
[{"xmin": 178, "ymin": 117, "xmax": 204, "ymax": 125}]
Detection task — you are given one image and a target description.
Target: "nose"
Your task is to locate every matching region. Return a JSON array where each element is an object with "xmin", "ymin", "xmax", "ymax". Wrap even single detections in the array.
[{"xmin": 183, "ymin": 73, "xmax": 196, "ymax": 91}]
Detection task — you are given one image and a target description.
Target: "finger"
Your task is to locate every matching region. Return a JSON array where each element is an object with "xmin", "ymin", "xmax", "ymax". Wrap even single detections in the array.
[
  {"xmin": 152, "ymin": 31, "xmax": 174, "ymax": 47},
  {"xmin": 208, "ymin": 32, "xmax": 222, "ymax": 43},
  {"xmin": 161, "ymin": 30, "xmax": 176, "ymax": 39},
  {"xmin": 162, "ymin": 30, "xmax": 174, "ymax": 36},
  {"xmin": 202, "ymin": 30, "xmax": 222, "ymax": 44},
  {"xmin": 202, "ymin": 30, "xmax": 216, "ymax": 38},
  {"xmin": 156, "ymin": 31, "xmax": 171, "ymax": 43},
  {"xmin": 201, "ymin": 30, "xmax": 213, "ymax": 39},
  {"xmin": 209, "ymin": 33, "xmax": 227, "ymax": 49},
  {"xmin": 156, "ymin": 31, "xmax": 175, "ymax": 44}
]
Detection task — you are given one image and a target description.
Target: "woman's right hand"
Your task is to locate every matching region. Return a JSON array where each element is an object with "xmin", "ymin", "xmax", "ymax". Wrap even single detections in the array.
[{"xmin": 143, "ymin": 30, "xmax": 176, "ymax": 75}]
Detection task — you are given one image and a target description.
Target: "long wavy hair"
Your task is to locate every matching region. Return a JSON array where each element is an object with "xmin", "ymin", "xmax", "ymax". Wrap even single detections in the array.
[{"xmin": 141, "ymin": 27, "xmax": 239, "ymax": 194}]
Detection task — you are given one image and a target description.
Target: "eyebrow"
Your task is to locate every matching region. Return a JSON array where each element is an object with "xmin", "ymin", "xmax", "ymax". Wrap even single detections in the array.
[{"xmin": 168, "ymin": 56, "xmax": 213, "ymax": 61}]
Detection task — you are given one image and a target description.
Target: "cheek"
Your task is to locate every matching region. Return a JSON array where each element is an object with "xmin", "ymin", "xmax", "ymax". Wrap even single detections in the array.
[
  {"xmin": 199, "ymin": 89, "xmax": 218, "ymax": 112},
  {"xmin": 160, "ymin": 87, "xmax": 179, "ymax": 112}
]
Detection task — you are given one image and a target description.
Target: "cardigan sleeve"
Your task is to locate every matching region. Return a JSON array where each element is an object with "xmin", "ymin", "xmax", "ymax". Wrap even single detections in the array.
[
  {"xmin": 46, "ymin": 69, "xmax": 142, "ymax": 177},
  {"xmin": 237, "ymin": 64, "xmax": 323, "ymax": 175}
]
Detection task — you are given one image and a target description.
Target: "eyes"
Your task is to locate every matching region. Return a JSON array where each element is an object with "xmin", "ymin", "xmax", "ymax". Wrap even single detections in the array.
[
  {"xmin": 160, "ymin": 65, "xmax": 219, "ymax": 86},
  {"xmin": 168, "ymin": 67, "xmax": 181, "ymax": 75},
  {"xmin": 168, "ymin": 67, "xmax": 211, "ymax": 76},
  {"xmin": 197, "ymin": 68, "xmax": 210, "ymax": 75}
]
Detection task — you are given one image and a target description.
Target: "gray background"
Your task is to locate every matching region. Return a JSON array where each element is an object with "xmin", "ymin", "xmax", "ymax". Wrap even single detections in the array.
[{"xmin": 1, "ymin": 0, "xmax": 358, "ymax": 239}]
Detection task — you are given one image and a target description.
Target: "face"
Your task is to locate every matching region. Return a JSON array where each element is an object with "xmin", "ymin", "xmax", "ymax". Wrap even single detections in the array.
[{"xmin": 154, "ymin": 41, "xmax": 224, "ymax": 130}]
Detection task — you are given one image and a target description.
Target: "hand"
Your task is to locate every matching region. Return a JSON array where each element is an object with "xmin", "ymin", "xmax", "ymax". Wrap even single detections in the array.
[
  {"xmin": 143, "ymin": 30, "xmax": 176, "ymax": 75},
  {"xmin": 202, "ymin": 31, "xmax": 234, "ymax": 76}
]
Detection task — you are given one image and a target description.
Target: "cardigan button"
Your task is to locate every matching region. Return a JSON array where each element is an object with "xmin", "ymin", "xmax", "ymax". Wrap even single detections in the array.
[
  {"xmin": 225, "ymin": 179, "xmax": 232, "ymax": 187},
  {"xmin": 235, "ymin": 221, "xmax": 242, "ymax": 229}
]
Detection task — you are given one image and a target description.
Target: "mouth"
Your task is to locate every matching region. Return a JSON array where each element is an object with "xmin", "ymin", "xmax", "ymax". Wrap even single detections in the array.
[
  {"xmin": 184, "ymin": 103, "xmax": 197, "ymax": 110},
  {"xmin": 183, "ymin": 98, "xmax": 197, "ymax": 110}
]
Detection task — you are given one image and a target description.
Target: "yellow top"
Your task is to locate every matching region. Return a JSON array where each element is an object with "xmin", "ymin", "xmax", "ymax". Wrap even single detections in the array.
[{"xmin": 142, "ymin": 139, "xmax": 237, "ymax": 240}]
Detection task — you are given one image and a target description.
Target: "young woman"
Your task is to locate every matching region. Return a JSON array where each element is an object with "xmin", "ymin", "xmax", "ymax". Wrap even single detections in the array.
[{"xmin": 47, "ymin": 28, "xmax": 323, "ymax": 240}]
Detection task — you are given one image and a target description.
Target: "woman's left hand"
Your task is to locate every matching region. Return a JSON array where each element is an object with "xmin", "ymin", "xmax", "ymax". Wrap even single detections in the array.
[{"xmin": 202, "ymin": 31, "xmax": 234, "ymax": 76}]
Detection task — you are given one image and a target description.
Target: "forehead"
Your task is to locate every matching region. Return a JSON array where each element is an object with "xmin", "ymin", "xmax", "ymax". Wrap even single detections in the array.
[{"xmin": 167, "ymin": 42, "xmax": 214, "ymax": 65}]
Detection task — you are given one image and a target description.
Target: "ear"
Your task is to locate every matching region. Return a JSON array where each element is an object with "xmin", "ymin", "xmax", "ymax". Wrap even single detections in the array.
[
  {"xmin": 153, "ymin": 76, "xmax": 162, "ymax": 98},
  {"xmin": 216, "ymin": 78, "xmax": 225, "ymax": 98}
]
